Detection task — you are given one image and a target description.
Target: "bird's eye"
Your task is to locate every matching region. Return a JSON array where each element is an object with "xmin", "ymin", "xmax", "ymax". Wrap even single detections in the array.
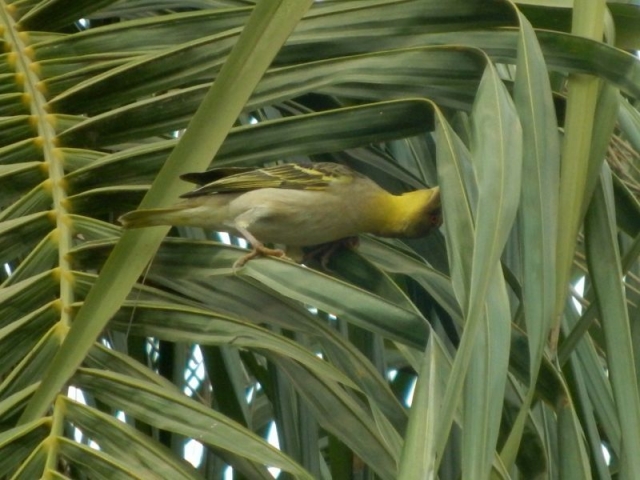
[{"xmin": 430, "ymin": 214, "xmax": 441, "ymax": 226}]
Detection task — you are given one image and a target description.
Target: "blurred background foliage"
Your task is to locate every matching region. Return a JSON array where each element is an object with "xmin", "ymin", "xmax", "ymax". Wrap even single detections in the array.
[{"xmin": 0, "ymin": 0, "xmax": 639, "ymax": 478}]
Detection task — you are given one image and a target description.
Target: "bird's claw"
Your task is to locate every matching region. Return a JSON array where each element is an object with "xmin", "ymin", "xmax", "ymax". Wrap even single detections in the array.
[
  {"xmin": 303, "ymin": 236, "xmax": 359, "ymax": 270},
  {"xmin": 233, "ymin": 245, "xmax": 292, "ymax": 269}
]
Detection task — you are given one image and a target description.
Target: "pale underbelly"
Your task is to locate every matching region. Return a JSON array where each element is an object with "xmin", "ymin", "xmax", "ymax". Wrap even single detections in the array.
[
  {"xmin": 241, "ymin": 216, "xmax": 359, "ymax": 246},
  {"xmin": 230, "ymin": 191, "xmax": 362, "ymax": 246},
  {"xmin": 209, "ymin": 188, "xmax": 372, "ymax": 246}
]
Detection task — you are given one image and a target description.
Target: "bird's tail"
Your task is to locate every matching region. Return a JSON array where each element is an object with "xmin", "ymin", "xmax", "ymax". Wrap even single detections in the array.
[{"xmin": 118, "ymin": 206, "xmax": 189, "ymax": 229}]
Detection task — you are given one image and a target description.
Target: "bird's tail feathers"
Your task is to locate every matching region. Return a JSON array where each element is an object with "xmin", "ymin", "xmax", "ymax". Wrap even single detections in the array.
[{"xmin": 118, "ymin": 206, "xmax": 189, "ymax": 229}]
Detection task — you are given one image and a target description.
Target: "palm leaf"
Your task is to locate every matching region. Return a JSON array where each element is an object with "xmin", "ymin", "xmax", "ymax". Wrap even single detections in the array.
[{"xmin": 1, "ymin": 0, "xmax": 639, "ymax": 478}]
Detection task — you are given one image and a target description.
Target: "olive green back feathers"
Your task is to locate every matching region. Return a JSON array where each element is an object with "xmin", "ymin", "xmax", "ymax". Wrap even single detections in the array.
[{"xmin": 180, "ymin": 162, "xmax": 359, "ymax": 198}]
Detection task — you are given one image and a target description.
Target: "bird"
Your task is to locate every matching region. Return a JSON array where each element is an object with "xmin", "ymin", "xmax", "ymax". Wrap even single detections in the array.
[{"xmin": 118, "ymin": 162, "xmax": 442, "ymax": 267}]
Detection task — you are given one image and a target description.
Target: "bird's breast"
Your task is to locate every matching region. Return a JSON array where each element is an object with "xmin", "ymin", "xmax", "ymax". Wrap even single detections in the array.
[{"xmin": 228, "ymin": 188, "xmax": 364, "ymax": 246}]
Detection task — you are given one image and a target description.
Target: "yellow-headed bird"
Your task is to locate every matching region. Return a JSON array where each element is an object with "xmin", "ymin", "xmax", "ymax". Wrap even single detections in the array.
[{"xmin": 119, "ymin": 162, "xmax": 442, "ymax": 266}]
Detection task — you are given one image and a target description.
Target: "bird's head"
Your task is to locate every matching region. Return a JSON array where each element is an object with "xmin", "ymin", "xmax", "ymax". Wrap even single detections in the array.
[
  {"xmin": 399, "ymin": 187, "xmax": 442, "ymax": 238},
  {"xmin": 362, "ymin": 185, "xmax": 442, "ymax": 239}
]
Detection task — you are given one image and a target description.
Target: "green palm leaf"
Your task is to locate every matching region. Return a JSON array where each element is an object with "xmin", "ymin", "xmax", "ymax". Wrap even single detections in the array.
[{"xmin": 1, "ymin": 0, "xmax": 639, "ymax": 478}]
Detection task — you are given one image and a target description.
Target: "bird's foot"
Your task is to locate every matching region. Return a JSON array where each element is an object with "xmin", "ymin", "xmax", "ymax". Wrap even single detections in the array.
[
  {"xmin": 303, "ymin": 236, "xmax": 359, "ymax": 270},
  {"xmin": 233, "ymin": 244, "xmax": 291, "ymax": 269}
]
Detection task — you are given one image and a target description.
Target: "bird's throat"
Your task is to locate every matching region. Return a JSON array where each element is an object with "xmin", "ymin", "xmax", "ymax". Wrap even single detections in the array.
[{"xmin": 364, "ymin": 191, "xmax": 431, "ymax": 237}]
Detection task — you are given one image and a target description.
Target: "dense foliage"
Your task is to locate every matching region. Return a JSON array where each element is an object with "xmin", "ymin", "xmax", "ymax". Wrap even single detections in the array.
[{"xmin": 1, "ymin": 1, "xmax": 639, "ymax": 478}]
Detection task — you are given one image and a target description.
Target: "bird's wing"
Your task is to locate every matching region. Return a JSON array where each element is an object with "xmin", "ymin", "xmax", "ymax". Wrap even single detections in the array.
[
  {"xmin": 180, "ymin": 167, "xmax": 255, "ymax": 185},
  {"xmin": 180, "ymin": 162, "xmax": 359, "ymax": 198}
]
